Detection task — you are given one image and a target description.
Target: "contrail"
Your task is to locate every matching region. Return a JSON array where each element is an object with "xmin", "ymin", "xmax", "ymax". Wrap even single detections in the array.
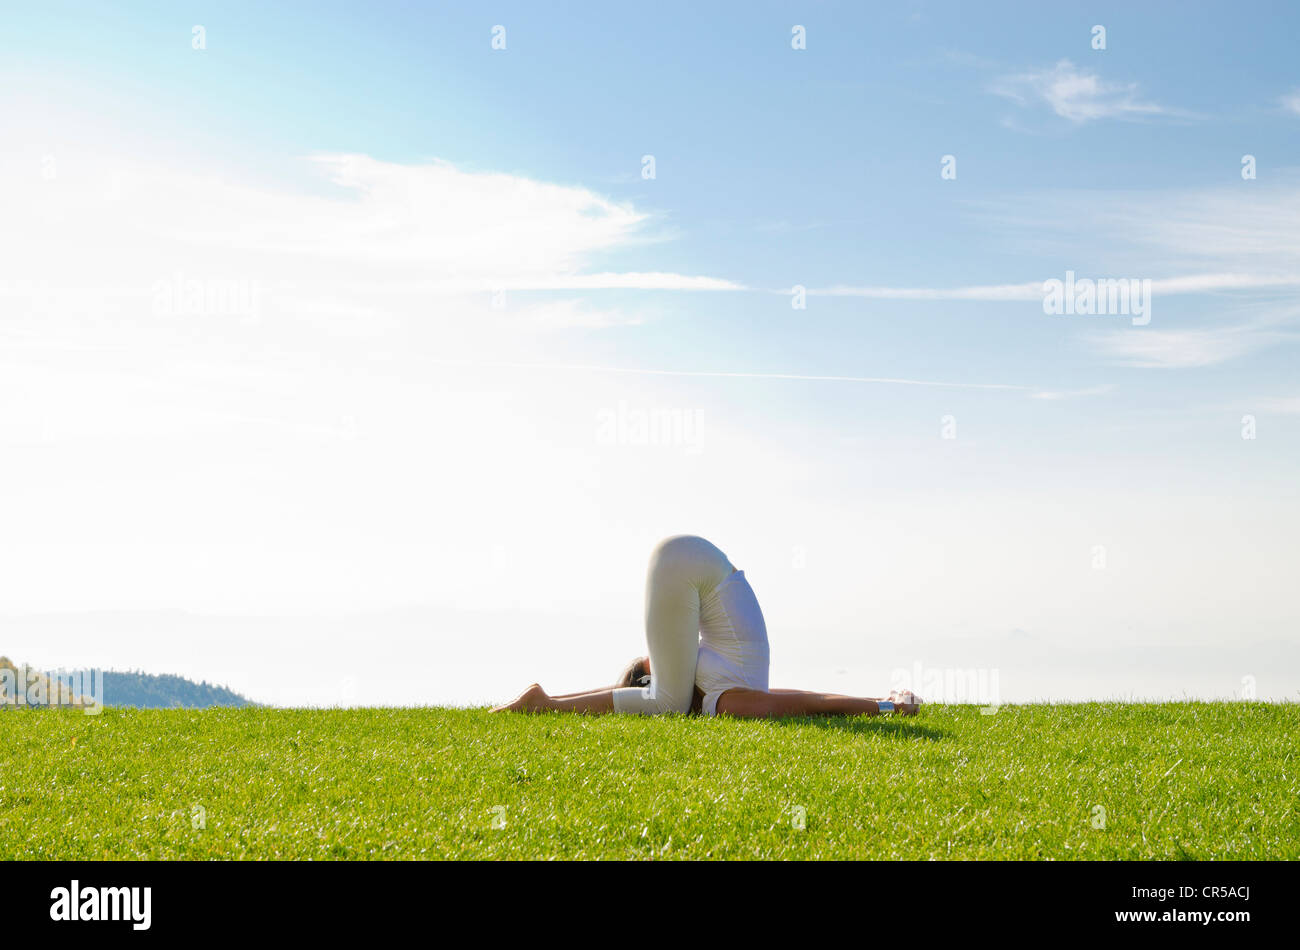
[{"xmin": 420, "ymin": 358, "xmax": 1031, "ymax": 391}]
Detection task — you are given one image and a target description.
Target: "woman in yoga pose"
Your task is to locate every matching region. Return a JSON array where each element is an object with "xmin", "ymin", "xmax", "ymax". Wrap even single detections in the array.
[{"xmin": 491, "ymin": 535, "xmax": 920, "ymax": 718}]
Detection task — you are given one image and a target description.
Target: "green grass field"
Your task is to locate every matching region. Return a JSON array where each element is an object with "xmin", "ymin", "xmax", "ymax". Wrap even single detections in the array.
[{"xmin": 3, "ymin": 703, "xmax": 1296, "ymax": 859}]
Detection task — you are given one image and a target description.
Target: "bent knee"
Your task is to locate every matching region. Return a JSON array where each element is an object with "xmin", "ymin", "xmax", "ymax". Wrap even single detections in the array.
[
  {"xmin": 648, "ymin": 535, "xmax": 717, "ymax": 579},
  {"xmin": 644, "ymin": 690, "xmax": 694, "ymax": 716},
  {"xmin": 649, "ymin": 535, "xmax": 707, "ymax": 562}
]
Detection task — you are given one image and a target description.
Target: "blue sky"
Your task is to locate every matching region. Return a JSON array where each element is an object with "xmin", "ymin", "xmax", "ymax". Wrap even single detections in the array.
[{"xmin": 1, "ymin": 2, "xmax": 1298, "ymax": 705}]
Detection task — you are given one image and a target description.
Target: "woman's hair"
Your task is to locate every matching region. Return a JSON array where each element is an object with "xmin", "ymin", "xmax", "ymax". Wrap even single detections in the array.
[{"xmin": 616, "ymin": 656, "xmax": 651, "ymax": 689}]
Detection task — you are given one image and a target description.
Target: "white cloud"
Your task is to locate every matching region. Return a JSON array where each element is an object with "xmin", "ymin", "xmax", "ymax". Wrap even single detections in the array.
[
  {"xmin": 1255, "ymin": 395, "xmax": 1300, "ymax": 414},
  {"xmin": 0, "ymin": 149, "xmax": 741, "ymax": 311},
  {"xmin": 990, "ymin": 59, "xmax": 1174, "ymax": 122},
  {"xmin": 1089, "ymin": 316, "xmax": 1300, "ymax": 368},
  {"xmin": 417, "ymin": 358, "xmax": 1032, "ymax": 392},
  {"xmin": 814, "ymin": 282, "xmax": 1042, "ymax": 301},
  {"xmin": 1088, "ymin": 191, "xmax": 1300, "ymax": 274},
  {"xmin": 813, "ymin": 273, "xmax": 1300, "ymax": 301},
  {"xmin": 1281, "ymin": 89, "xmax": 1300, "ymax": 115},
  {"xmin": 1030, "ymin": 384, "xmax": 1114, "ymax": 400}
]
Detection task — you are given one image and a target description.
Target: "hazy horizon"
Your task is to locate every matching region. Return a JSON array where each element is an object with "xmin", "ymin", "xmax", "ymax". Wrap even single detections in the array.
[{"xmin": 6, "ymin": 605, "xmax": 1297, "ymax": 707}]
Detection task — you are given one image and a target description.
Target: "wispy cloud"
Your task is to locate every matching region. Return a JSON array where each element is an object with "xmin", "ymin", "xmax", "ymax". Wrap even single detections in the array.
[
  {"xmin": 1281, "ymin": 89, "xmax": 1300, "ymax": 116},
  {"xmin": 1254, "ymin": 395, "xmax": 1300, "ymax": 414},
  {"xmin": 813, "ymin": 282, "xmax": 1041, "ymax": 301},
  {"xmin": 990, "ymin": 59, "xmax": 1179, "ymax": 123},
  {"xmin": 416, "ymin": 358, "xmax": 1034, "ymax": 392},
  {"xmin": 812, "ymin": 178, "xmax": 1300, "ymax": 371},
  {"xmin": 811, "ymin": 274, "xmax": 1300, "ymax": 301},
  {"xmin": 1030, "ymin": 384, "xmax": 1115, "ymax": 401},
  {"xmin": 1088, "ymin": 311, "xmax": 1300, "ymax": 369}
]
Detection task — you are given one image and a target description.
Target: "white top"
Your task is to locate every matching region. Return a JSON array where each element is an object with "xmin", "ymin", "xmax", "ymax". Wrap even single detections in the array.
[{"xmin": 695, "ymin": 569, "xmax": 770, "ymax": 715}]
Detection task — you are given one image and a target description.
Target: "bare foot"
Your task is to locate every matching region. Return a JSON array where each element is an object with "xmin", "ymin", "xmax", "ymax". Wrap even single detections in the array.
[{"xmin": 490, "ymin": 683, "xmax": 550, "ymax": 713}]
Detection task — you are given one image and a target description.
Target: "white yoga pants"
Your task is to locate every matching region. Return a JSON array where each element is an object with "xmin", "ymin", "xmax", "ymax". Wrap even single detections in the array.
[{"xmin": 612, "ymin": 535, "xmax": 758, "ymax": 715}]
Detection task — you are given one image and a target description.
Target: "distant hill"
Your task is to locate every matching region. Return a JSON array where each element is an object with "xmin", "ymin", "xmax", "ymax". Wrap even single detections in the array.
[
  {"xmin": 83, "ymin": 670, "xmax": 257, "ymax": 709},
  {"xmin": 2, "ymin": 656, "xmax": 256, "ymax": 709}
]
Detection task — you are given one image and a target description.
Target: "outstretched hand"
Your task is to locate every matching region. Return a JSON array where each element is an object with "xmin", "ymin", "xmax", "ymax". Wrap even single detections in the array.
[{"xmin": 888, "ymin": 689, "xmax": 922, "ymax": 716}]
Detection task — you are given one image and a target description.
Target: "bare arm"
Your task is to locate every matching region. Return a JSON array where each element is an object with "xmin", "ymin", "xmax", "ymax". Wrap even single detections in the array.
[
  {"xmin": 715, "ymin": 687, "xmax": 919, "ymax": 718},
  {"xmin": 768, "ymin": 688, "xmax": 884, "ymax": 699}
]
